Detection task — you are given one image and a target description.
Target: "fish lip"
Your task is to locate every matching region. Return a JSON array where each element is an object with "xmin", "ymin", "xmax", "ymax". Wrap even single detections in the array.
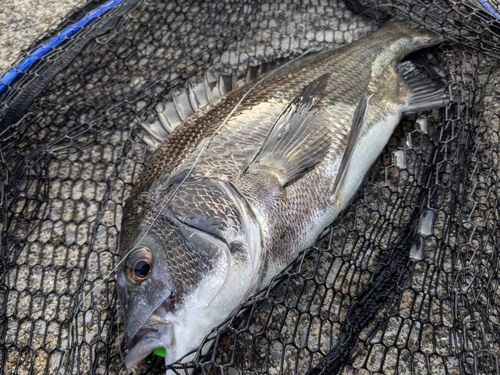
[
  {"xmin": 129, "ymin": 327, "xmax": 156, "ymax": 349},
  {"xmin": 124, "ymin": 323, "xmax": 174, "ymax": 371}
]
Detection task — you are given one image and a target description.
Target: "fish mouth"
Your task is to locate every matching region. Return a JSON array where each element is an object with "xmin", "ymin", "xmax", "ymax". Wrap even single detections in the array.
[{"xmin": 124, "ymin": 318, "xmax": 175, "ymax": 371}]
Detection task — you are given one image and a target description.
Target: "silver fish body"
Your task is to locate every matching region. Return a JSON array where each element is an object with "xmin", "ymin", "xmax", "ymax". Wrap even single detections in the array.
[{"xmin": 116, "ymin": 21, "xmax": 447, "ymax": 370}]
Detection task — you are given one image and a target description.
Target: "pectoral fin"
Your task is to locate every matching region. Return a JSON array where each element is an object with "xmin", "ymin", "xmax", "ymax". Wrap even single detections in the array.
[{"xmin": 243, "ymin": 74, "xmax": 333, "ymax": 187}]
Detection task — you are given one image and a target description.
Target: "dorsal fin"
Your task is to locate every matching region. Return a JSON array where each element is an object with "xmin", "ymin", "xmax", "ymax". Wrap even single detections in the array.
[
  {"xmin": 331, "ymin": 93, "xmax": 369, "ymax": 196},
  {"xmin": 243, "ymin": 74, "xmax": 332, "ymax": 186}
]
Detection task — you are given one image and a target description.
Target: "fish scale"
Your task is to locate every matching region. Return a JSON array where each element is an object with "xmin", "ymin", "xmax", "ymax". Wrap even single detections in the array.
[
  {"xmin": 143, "ymin": 30, "xmax": 399, "ymax": 186},
  {"xmin": 150, "ymin": 216, "xmax": 208, "ymax": 295},
  {"xmin": 168, "ymin": 182, "xmax": 243, "ymax": 238}
]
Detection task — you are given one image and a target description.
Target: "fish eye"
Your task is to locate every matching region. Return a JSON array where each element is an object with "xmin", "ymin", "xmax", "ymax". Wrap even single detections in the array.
[{"xmin": 125, "ymin": 247, "xmax": 152, "ymax": 283}]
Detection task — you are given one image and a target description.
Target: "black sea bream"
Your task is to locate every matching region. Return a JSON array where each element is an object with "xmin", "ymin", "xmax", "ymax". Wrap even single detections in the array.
[{"xmin": 116, "ymin": 20, "xmax": 448, "ymax": 370}]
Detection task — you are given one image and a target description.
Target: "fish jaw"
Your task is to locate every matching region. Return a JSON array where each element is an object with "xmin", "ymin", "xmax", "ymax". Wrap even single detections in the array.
[
  {"xmin": 124, "ymin": 300, "xmax": 188, "ymax": 370},
  {"xmin": 124, "ymin": 318, "xmax": 174, "ymax": 371}
]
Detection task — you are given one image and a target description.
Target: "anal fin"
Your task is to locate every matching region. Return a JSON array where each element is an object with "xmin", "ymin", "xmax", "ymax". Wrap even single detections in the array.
[
  {"xmin": 243, "ymin": 74, "xmax": 332, "ymax": 187},
  {"xmin": 399, "ymin": 60, "xmax": 449, "ymax": 114}
]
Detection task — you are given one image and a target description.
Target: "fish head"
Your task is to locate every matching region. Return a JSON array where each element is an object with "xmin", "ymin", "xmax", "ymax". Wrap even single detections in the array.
[{"xmin": 117, "ymin": 181, "xmax": 260, "ymax": 370}]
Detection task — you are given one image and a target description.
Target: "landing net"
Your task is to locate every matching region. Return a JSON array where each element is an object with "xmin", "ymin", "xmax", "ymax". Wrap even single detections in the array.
[{"xmin": 0, "ymin": 1, "xmax": 498, "ymax": 374}]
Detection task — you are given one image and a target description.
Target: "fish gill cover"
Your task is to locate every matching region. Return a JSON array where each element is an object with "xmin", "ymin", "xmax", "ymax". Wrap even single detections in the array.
[{"xmin": 0, "ymin": 0, "xmax": 498, "ymax": 375}]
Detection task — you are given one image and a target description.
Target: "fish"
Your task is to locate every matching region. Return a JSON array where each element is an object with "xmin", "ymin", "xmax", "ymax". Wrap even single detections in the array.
[{"xmin": 116, "ymin": 20, "xmax": 448, "ymax": 371}]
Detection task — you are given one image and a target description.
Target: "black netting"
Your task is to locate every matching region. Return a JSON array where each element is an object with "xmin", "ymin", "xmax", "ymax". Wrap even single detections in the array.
[{"xmin": 1, "ymin": 1, "xmax": 499, "ymax": 375}]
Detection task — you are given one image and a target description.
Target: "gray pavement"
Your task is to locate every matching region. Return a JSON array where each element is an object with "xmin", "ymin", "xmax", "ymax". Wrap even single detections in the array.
[{"xmin": 0, "ymin": 0, "xmax": 84, "ymax": 73}]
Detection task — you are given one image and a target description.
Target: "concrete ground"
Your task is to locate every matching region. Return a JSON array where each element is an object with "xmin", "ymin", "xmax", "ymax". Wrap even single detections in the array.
[{"xmin": 0, "ymin": 0, "xmax": 85, "ymax": 73}]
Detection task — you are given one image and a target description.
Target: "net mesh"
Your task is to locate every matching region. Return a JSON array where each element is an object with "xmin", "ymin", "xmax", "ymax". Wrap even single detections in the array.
[{"xmin": 0, "ymin": 1, "xmax": 498, "ymax": 375}]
